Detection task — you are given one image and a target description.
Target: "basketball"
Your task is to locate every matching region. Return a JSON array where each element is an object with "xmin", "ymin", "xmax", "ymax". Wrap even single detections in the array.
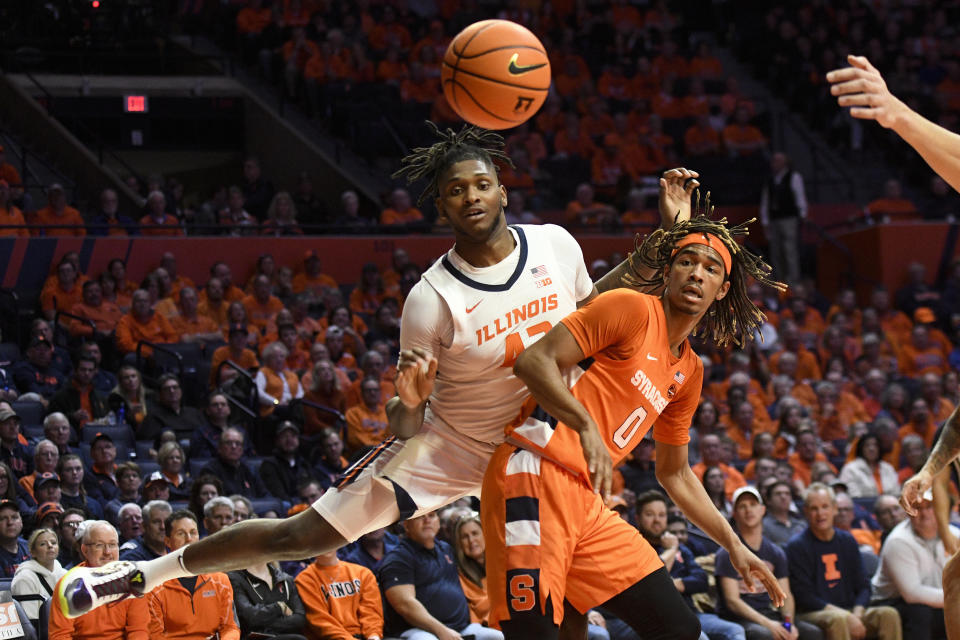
[{"xmin": 441, "ymin": 19, "xmax": 551, "ymax": 130}]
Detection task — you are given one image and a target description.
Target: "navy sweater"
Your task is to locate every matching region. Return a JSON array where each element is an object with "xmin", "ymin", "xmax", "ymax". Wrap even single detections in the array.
[{"xmin": 786, "ymin": 527, "xmax": 869, "ymax": 612}]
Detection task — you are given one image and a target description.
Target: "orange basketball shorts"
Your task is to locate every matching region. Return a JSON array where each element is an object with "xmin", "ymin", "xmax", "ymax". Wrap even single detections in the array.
[{"xmin": 481, "ymin": 443, "xmax": 663, "ymax": 629}]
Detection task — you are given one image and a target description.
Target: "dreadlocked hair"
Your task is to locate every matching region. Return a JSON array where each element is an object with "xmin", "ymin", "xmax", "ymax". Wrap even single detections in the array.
[
  {"xmin": 392, "ymin": 121, "xmax": 514, "ymax": 207},
  {"xmin": 624, "ymin": 191, "xmax": 787, "ymax": 348}
]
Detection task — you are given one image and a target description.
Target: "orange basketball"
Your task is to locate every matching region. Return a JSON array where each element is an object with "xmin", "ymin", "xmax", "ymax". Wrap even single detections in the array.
[{"xmin": 441, "ymin": 19, "xmax": 551, "ymax": 130}]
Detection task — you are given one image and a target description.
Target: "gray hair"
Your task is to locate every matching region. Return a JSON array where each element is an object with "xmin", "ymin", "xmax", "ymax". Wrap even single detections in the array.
[
  {"xmin": 142, "ymin": 500, "xmax": 172, "ymax": 521},
  {"xmin": 203, "ymin": 496, "xmax": 235, "ymax": 519},
  {"xmin": 77, "ymin": 520, "xmax": 116, "ymax": 544},
  {"xmin": 117, "ymin": 503, "xmax": 142, "ymax": 521},
  {"xmin": 262, "ymin": 341, "xmax": 288, "ymax": 361},
  {"xmin": 802, "ymin": 482, "xmax": 836, "ymax": 509},
  {"xmin": 42, "ymin": 413, "xmax": 69, "ymax": 429},
  {"xmin": 33, "ymin": 439, "xmax": 58, "ymax": 455}
]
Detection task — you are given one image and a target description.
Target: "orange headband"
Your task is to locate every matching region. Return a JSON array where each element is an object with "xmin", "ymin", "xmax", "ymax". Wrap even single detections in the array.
[{"xmin": 672, "ymin": 232, "xmax": 732, "ymax": 275}]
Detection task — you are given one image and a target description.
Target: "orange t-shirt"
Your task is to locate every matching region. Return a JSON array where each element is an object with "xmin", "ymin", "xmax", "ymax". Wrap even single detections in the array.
[
  {"xmin": 198, "ymin": 298, "xmax": 230, "ymax": 328},
  {"xmin": 722, "ymin": 124, "xmax": 766, "ymax": 155},
  {"xmin": 210, "ymin": 346, "xmax": 259, "ymax": 384},
  {"xmin": 292, "ymin": 272, "xmax": 338, "ymax": 295},
  {"xmin": 691, "ymin": 461, "xmax": 747, "ymax": 500},
  {"xmin": 295, "ymin": 560, "xmax": 383, "ymax": 640},
  {"xmin": 242, "ymin": 294, "xmax": 284, "ymax": 331},
  {"xmin": 236, "ymin": 6, "xmax": 271, "ymax": 34},
  {"xmin": 139, "ymin": 214, "xmax": 183, "ymax": 236},
  {"xmin": 344, "ymin": 403, "xmax": 389, "ymax": 453},
  {"xmin": 41, "ymin": 283, "xmax": 84, "ymax": 316},
  {"xmin": 32, "ymin": 206, "xmax": 86, "ymax": 236},
  {"xmin": 506, "ymin": 290, "xmax": 703, "ymax": 487},
  {"xmin": 788, "ymin": 452, "xmax": 836, "ymax": 487},
  {"xmin": 380, "ymin": 207, "xmax": 424, "ymax": 225},
  {"xmin": 115, "ymin": 312, "xmax": 178, "ymax": 356},
  {"xmin": 0, "ymin": 205, "xmax": 27, "ymax": 237},
  {"xmin": 170, "ymin": 313, "xmax": 219, "ymax": 337},
  {"xmin": 69, "ymin": 301, "xmax": 123, "ymax": 336}
]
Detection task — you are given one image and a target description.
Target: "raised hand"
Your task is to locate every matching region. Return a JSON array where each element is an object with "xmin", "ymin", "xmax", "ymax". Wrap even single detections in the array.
[
  {"xmin": 659, "ymin": 167, "xmax": 700, "ymax": 227},
  {"xmin": 826, "ymin": 55, "xmax": 907, "ymax": 130},
  {"xmin": 728, "ymin": 543, "xmax": 785, "ymax": 608}
]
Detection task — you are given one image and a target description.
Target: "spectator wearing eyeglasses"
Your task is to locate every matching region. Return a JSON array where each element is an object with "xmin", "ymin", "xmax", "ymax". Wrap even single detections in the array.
[
  {"xmin": 57, "ymin": 509, "xmax": 85, "ymax": 568},
  {"xmin": 199, "ymin": 427, "xmax": 270, "ymax": 500},
  {"xmin": 49, "ymin": 519, "xmax": 150, "ymax": 639}
]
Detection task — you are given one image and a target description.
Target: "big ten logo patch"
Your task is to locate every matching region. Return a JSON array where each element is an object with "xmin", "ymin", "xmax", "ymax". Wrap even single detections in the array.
[{"xmin": 506, "ymin": 568, "xmax": 540, "ymax": 613}]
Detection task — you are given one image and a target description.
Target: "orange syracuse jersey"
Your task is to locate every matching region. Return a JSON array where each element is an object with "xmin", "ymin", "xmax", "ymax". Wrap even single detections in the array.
[{"xmin": 506, "ymin": 289, "xmax": 703, "ymax": 486}]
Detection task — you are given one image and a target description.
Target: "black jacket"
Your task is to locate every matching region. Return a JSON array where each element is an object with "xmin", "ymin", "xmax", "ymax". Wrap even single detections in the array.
[
  {"xmin": 47, "ymin": 383, "xmax": 110, "ymax": 430},
  {"xmin": 228, "ymin": 565, "xmax": 306, "ymax": 639},
  {"xmin": 259, "ymin": 451, "xmax": 314, "ymax": 501}
]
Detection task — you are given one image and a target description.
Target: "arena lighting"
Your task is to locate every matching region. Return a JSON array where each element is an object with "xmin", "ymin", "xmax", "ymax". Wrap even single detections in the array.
[
  {"xmin": 92, "ymin": 0, "xmax": 99, "ymax": 7},
  {"xmin": 123, "ymin": 95, "xmax": 149, "ymax": 113}
]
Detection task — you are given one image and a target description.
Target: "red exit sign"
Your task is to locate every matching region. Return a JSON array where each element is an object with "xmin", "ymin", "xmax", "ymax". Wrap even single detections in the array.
[{"xmin": 123, "ymin": 95, "xmax": 149, "ymax": 113}]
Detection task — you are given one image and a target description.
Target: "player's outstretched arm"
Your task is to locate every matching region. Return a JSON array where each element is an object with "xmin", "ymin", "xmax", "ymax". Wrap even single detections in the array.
[
  {"xmin": 387, "ymin": 347, "xmax": 437, "ymax": 439},
  {"xmin": 901, "ymin": 406, "xmax": 960, "ymax": 516},
  {"xmin": 655, "ymin": 440, "xmax": 785, "ymax": 608},
  {"xmin": 594, "ymin": 168, "xmax": 699, "ymax": 295},
  {"xmin": 827, "ymin": 54, "xmax": 960, "ymax": 192},
  {"xmin": 513, "ymin": 324, "xmax": 613, "ymax": 498}
]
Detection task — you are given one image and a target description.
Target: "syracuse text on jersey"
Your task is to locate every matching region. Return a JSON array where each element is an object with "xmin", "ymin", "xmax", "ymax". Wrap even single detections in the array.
[{"xmin": 630, "ymin": 367, "xmax": 670, "ymax": 414}]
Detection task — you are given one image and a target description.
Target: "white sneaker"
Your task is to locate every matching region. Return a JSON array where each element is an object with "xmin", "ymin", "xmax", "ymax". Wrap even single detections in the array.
[{"xmin": 55, "ymin": 560, "xmax": 146, "ymax": 618}]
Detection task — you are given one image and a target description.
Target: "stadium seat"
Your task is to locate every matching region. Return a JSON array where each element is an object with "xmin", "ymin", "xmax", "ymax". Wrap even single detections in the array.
[
  {"xmin": 189, "ymin": 458, "xmax": 212, "ymax": 478},
  {"xmin": 38, "ymin": 597, "xmax": 50, "ymax": 640},
  {"xmin": 134, "ymin": 441, "xmax": 153, "ymax": 460},
  {"xmin": 22, "ymin": 425, "xmax": 45, "ymax": 443},
  {"xmin": 81, "ymin": 424, "xmax": 136, "ymax": 450},
  {"xmin": 249, "ymin": 497, "xmax": 283, "ymax": 517},
  {"xmin": 137, "ymin": 460, "xmax": 161, "ymax": 477},
  {"xmin": 10, "ymin": 401, "xmax": 43, "ymax": 427},
  {"xmin": 0, "ymin": 343, "xmax": 19, "ymax": 366}
]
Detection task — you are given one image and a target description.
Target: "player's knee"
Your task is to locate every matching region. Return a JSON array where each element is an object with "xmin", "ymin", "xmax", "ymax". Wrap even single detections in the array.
[
  {"xmin": 944, "ymin": 552, "xmax": 960, "ymax": 586},
  {"xmin": 275, "ymin": 507, "xmax": 346, "ymax": 557},
  {"xmin": 674, "ymin": 611, "xmax": 701, "ymax": 640}
]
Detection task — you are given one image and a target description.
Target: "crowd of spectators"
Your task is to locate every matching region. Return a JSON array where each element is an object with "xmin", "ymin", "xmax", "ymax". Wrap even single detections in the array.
[
  {"xmin": 728, "ymin": 0, "xmax": 960, "ymax": 213},
  {"xmin": 0, "ymin": 231, "xmax": 953, "ymax": 638}
]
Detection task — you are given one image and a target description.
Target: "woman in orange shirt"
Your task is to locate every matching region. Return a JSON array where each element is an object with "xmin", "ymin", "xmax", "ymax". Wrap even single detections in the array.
[{"xmin": 454, "ymin": 513, "xmax": 491, "ymax": 626}]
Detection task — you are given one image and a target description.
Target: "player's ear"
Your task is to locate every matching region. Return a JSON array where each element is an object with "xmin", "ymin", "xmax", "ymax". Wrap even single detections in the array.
[
  {"xmin": 714, "ymin": 280, "xmax": 731, "ymax": 301},
  {"xmin": 434, "ymin": 197, "xmax": 448, "ymax": 224},
  {"xmin": 500, "ymin": 184, "xmax": 507, "ymax": 208}
]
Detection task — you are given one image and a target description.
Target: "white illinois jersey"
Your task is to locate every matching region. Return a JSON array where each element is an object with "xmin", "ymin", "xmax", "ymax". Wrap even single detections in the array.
[{"xmin": 401, "ymin": 224, "xmax": 593, "ymax": 444}]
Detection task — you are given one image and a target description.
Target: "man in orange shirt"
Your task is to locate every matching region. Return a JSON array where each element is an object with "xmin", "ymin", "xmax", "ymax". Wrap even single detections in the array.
[
  {"xmin": 380, "ymin": 188, "xmax": 424, "ymax": 226},
  {"xmin": 295, "ymin": 547, "xmax": 383, "ymax": 640},
  {"xmin": 148, "ymin": 510, "xmax": 240, "ymax": 640},
  {"xmin": 692, "ymin": 433, "xmax": 748, "ymax": 499},
  {"xmin": 243, "ymin": 274, "xmax": 284, "ymax": 332},
  {"xmin": 866, "ymin": 178, "xmax": 919, "ymax": 222},
  {"xmin": 684, "ymin": 115, "xmax": 721, "ymax": 157},
  {"xmin": 50, "ymin": 520, "xmax": 150, "ymax": 639},
  {"xmin": 171, "ymin": 287, "xmax": 222, "ymax": 344},
  {"xmin": 69, "ymin": 280, "xmax": 123, "ymax": 339},
  {"xmin": 292, "ymin": 250, "xmax": 338, "ymax": 296},
  {"xmin": 40, "ymin": 258, "xmax": 84, "ymax": 322},
  {"xmin": 344, "ymin": 377, "xmax": 389, "ymax": 455},
  {"xmin": 114, "ymin": 289, "xmax": 178, "ymax": 357},
  {"xmin": 33, "ymin": 183, "xmax": 86, "ymax": 236},
  {"xmin": 0, "ymin": 180, "xmax": 27, "ymax": 237},
  {"xmin": 202, "ymin": 262, "xmax": 246, "ymax": 304},
  {"xmin": 722, "ymin": 106, "xmax": 767, "ymax": 157},
  {"xmin": 788, "ymin": 429, "xmax": 836, "ymax": 489},
  {"xmin": 140, "ymin": 191, "xmax": 183, "ymax": 236},
  {"xmin": 160, "ymin": 252, "xmax": 195, "ymax": 300},
  {"xmin": 898, "ymin": 325, "xmax": 948, "ymax": 377},
  {"xmin": 769, "ymin": 320, "xmax": 822, "ymax": 381},
  {"xmin": 198, "ymin": 277, "xmax": 230, "ymax": 328},
  {"xmin": 899, "ymin": 397, "xmax": 938, "ymax": 448}
]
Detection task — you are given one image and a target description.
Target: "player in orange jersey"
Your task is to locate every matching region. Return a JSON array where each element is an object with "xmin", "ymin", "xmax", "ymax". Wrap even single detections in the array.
[{"xmin": 479, "ymin": 206, "xmax": 788, "ymax": 638}]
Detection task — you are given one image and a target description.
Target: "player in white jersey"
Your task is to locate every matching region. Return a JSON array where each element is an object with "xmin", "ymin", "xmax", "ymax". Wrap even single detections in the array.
[{"xmin": 55, "ymin": 123, "xmax": 701, "ymax": 621}]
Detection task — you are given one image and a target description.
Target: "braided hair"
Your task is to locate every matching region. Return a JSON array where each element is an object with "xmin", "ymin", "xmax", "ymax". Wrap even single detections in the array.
[
  {"xmin": 392, "ymin": 121, "xmax": 514, "ymax": 207},
  {"xmin": 625, "ymin": 191, "xmax": 787, "ymax": 348}
]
